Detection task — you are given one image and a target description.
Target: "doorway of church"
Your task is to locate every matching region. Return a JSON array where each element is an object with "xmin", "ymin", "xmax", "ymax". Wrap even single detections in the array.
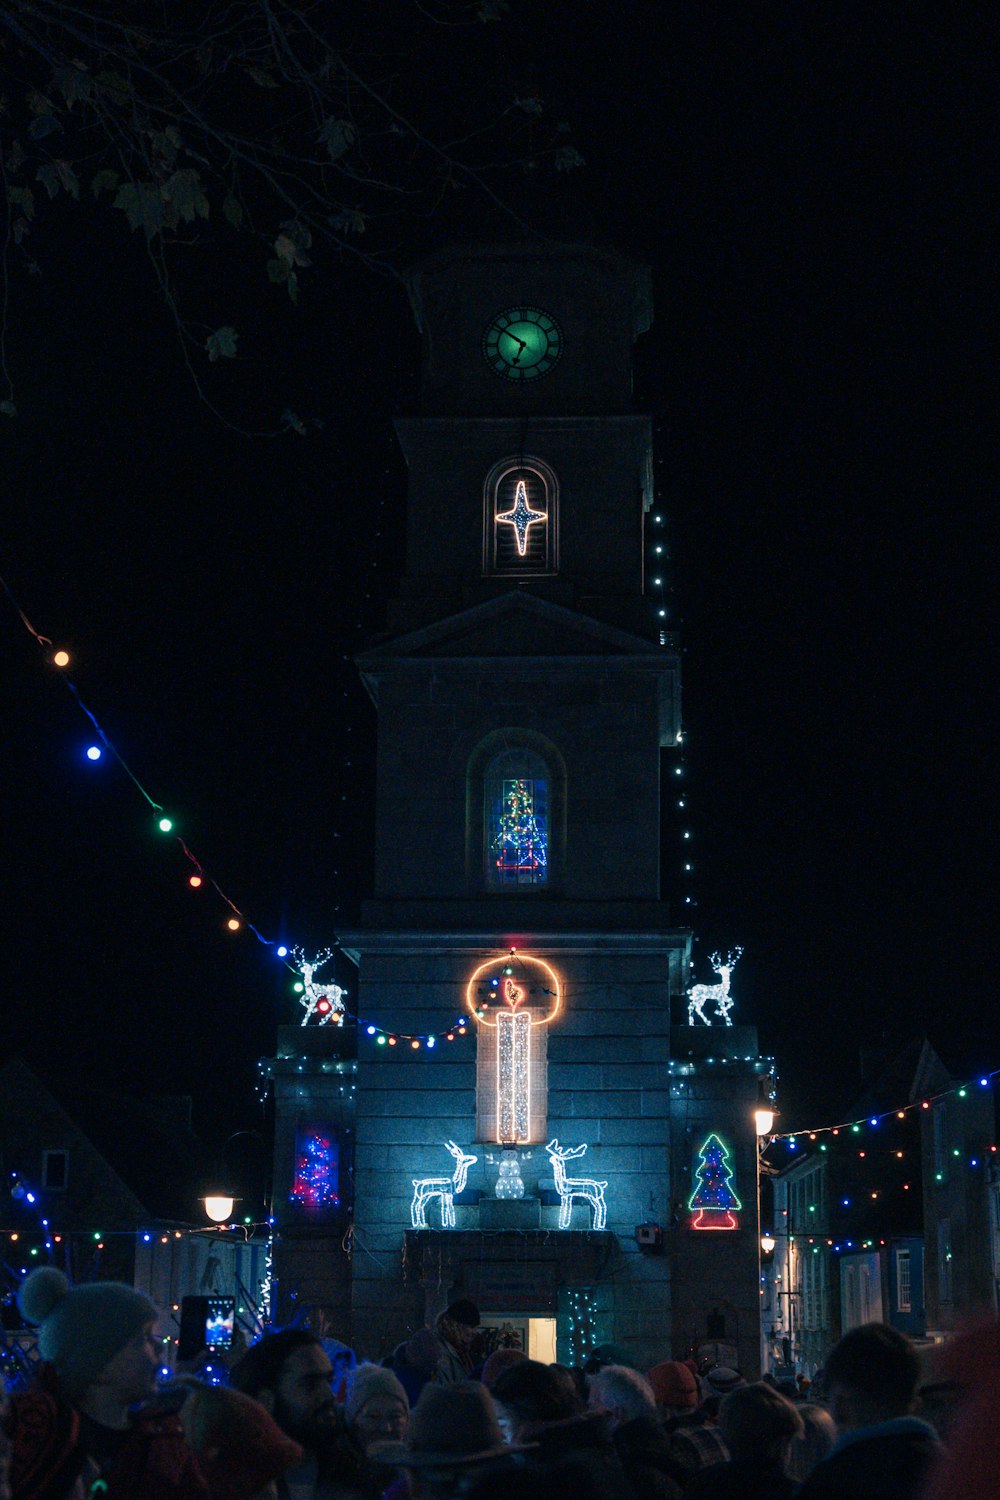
[{"xmin": 480, "ymin": 1315, "xmax": 558, "ymax": 1364}]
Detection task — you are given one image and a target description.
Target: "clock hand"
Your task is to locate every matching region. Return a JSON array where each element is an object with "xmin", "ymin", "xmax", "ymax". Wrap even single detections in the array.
[{"xmin": 503, "ymin": 330, "xmax": 527, "ymax": 354}]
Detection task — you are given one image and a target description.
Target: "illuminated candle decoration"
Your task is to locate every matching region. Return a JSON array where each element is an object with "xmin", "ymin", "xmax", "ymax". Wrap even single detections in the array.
[
  {"xmin": 467, "ymin": 951, "xmax": 562, "ymax": 1145},
  {"xmin": 490, "ymin": 778, "xmax": 547, "ymax": 885},
  {"xmin": 291, "ymin": 1127, "xmax": 340, "ymax": 1209},
  {"xmin": 497, "ymin": 1008, "xmax": 531, "ymax": 1144},
  {"xmin": 686, "ymin": 948, "xmax": 743, "ymax": 1026},
  {"xmin": 496, "ymin": 478, "xmax": 546, "ymax": 557},
  {"xmin": 689, "ymin": 1134, "xmax": 742, "ymax": 1229},
  {"xmin": 410, "ymin": 1141, "xmax": 478, "ymax": 1230}
]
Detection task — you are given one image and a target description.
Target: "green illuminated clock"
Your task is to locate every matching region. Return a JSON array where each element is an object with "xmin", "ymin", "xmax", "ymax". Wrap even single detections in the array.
[{"xmin": 482, "ymin": 307, "xmax": 563, "ymax": 381}]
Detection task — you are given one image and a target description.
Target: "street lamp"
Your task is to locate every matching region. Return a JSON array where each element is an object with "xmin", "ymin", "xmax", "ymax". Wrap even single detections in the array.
[
  {"xmin": 755, "ymin": 1080, "xmax": 777, "ymax": 1139},
  {"xmin": 202, "ymin": 1194, "xmax": 237, "ymax": 1224},
  {"xmin": 761, "ymin": 1232, "xmax": 776, "ymax": 1255}
]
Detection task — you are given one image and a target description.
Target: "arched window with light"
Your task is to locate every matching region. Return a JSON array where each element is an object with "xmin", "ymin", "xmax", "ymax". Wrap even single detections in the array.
[
  {"xmin": 468, "ymin": 733, "xmax": 565, "ymax": 892},
  {"xmin": 484, "ymin": 456, "xmax": 558, "ymax": 576}
]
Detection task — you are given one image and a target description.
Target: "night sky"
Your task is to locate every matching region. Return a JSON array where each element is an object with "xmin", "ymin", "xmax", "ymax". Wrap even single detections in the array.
[{"xmin": 2, "ymin": 6, "xmax": 992, "ymax": 1150}]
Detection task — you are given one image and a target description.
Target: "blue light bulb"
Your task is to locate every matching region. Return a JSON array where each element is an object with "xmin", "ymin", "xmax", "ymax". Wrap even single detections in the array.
[{"xmin": 86, "ymin": 745, "xmax": 102, "ymax": 761}]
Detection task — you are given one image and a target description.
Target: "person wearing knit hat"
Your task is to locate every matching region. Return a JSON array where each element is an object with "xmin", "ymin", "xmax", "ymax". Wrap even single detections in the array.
[
  {"xmin": 344, "ymin": 1364, "xmax": 409, "ymax": 1455},
  {"xmin": 16, "ymin": 1267, "xmax": 210, "ymax": 1499},
  {"xmin": 180, "ymin": 1383, "xmax": 303, "ymax": 1500},
  {"xmin": 17, "ymin": 1268, "xmax": 157, "ymax": 1407},
  {"xmin": 647, "ymin": 1361, "xmax": 699, "ymax": 1414}
]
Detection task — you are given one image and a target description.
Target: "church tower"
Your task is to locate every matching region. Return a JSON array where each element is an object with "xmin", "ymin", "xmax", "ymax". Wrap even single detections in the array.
[{"xmin": 331, "ymin": 241, "xmax": 766, "ymax": 1370}]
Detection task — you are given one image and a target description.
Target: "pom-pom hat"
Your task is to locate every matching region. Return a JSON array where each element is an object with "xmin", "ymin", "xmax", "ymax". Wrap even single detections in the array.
[{"xmin": 18, "ymin": 1266, "xmax": 157, "ymax": 1400}]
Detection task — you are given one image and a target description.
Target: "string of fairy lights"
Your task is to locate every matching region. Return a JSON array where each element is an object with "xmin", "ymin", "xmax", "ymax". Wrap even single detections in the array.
[
  {"xmin": 767, "ymin": 1068, "xmax": 1000, "ymax": 1150},
  {"xmin": 1, "ymin": 571, "xmax": 473, "ymax": 1050}
]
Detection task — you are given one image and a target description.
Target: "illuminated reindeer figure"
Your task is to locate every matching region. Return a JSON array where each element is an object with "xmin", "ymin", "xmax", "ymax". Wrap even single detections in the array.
[
  {"xmin": 410, "ymin": 1141, "xmax": 478, "ymax": 1230},
  {"xmin": 546, "ymin": 1141, "xmax": 608, "ymax": 1231},
  {"xmin": 293, "ymin": 948, "xmax": 346, "ymax": 1027},
  {"xmin": 686, "ymin": 947, "xmax": 743, "ymax": 1027}
]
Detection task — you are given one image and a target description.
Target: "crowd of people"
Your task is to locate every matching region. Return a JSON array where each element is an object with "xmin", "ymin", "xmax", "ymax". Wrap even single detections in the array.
[{"xmin": 0, "ymin": 1265, "xmax": 996, "ymax": 1499}]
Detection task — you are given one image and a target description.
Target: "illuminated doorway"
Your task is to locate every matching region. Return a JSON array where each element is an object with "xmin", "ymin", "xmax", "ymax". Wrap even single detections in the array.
[{"xmin": 480, "ymin": 1315, "xmax": 557, "ymax": 1364}]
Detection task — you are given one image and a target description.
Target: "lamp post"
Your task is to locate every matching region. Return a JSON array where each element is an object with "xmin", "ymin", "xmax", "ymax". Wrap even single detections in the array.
[
  {"xmin": 755, "ymin": 1078, "xmax": 778, "ymax": 1376},
  {"xmin": 202, "ymin": 1130, "xmax": 268, "ymax": 1226}
]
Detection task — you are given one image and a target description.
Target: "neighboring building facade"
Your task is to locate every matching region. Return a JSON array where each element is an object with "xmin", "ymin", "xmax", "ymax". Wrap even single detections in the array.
[
  {"xmin": 920, "ymin": 1074, "xmax": 999, "ymax": 1333},
  {"xmin": 765, "ymin": 1038, "xmax": 951, "ymax": 1373},
  {"xmin": 266, "ymin": 241, "xmax": 770, "ymax": 1371}
]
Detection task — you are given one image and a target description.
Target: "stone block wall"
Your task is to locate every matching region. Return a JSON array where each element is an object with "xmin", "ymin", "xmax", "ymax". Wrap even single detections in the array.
[
  {"xmin": 347, "ymin": 933, "xmax": 688, "ymax": 1365},
  {"xmin": 667, "ymin": 1026, "xmax": 769, "ymax": 1379}
]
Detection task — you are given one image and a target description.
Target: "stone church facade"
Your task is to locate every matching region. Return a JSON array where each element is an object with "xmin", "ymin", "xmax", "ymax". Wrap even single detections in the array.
[{"xmin": 265, "ymin": 242, "xmax": 771, "ymax": 1373}]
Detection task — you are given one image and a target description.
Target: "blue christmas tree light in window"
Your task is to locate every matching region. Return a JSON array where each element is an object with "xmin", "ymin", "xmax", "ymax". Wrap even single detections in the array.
[
  {"xmin": 491, "ymin": 777, "xmax": 547, "ymax": 886},
  {"xmin": 291, "ymin": 1127, "xmax": 340, "ymax": 1210},
  {"xmin": 689, "ymin": 1134, "xmax": 742, "ymax": 1230}
]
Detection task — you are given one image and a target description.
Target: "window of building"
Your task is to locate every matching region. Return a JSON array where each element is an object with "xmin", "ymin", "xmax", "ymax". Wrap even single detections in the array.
[
  {"xmin": 468, "ymin": 732, "xmax": 565, "ymax": 892},
  {"xmin": 42, "ymin": 1150, "xmax": 68, "ymax": 1191},
  {"xmin": 484, "ymin": 457, "xmax": 558, "ymax": 575},
  {"xmin": 487, "ymin": 757, "xmax": 548, "ymax": 887},
  {"xmin": 896, "ymin": 1248, "xmax": 912, "ymax": 1312},
  {"xmin": 290, "ymin": 1122, "xmax": 340, "ymax": 1213}
]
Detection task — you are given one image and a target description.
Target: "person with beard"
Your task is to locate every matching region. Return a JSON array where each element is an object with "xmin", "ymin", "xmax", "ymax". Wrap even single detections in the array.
[{"xmin": 230, "ymin": 1330, "xmax": 381, "ymax": 1500}]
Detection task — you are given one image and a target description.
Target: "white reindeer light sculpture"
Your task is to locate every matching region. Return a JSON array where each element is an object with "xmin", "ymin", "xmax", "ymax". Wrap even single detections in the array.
[
  {"xmin": 546, "ymin": 1140, "xmax": 608, "ymax": 1231},
  {"xmin": 410, "ymin": 1141, "xmax": 478, "ymax": 1230},
  {"xmin": 687, "ymin": 947, "xmax": 743, "ymax": 1026},
  {"xmin": 293, "ymin": 948, "xmax": 346, "ymax": 1027}
]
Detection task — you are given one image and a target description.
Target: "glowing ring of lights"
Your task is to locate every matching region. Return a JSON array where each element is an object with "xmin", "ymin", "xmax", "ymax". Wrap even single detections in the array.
[{"xmin": 464, "ymin": 951, "xmax": 562, "ymax": 1027}]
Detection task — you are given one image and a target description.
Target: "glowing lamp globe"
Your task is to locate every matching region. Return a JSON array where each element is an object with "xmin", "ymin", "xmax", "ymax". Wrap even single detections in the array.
[
  {"xmin": 761, "ymin": 1233, "xmax": 776, "ymax": 1254},
  {"xmin": 754, "ymin": 1106, "xmax": 776, "ymax": 1137},
  {"xmin": 203, "ymin": 1195, "xmax": 235, "ymax": 1224}
]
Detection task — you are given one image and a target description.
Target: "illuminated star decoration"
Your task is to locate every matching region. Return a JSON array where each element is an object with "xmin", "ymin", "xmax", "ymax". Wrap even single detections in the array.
[{"xmin": 496, "ymin": 480, "xmax": 546, "ymax": 557}]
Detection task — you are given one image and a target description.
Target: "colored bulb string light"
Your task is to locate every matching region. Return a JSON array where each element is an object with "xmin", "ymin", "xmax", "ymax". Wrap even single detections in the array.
[
  {"xmin": 1, "ymin": 571, "xmax": 476, "ymax": 1048},
  {"xmin": 766, "ymin": 1069, "xmax": 1000, "ymax": 1148}
]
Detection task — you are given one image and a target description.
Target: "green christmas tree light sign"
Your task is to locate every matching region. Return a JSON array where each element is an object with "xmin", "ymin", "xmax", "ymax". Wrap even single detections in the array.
[{"xmin": 689, "ymin": 1134, "xmax": 742, "ymax": 1230}]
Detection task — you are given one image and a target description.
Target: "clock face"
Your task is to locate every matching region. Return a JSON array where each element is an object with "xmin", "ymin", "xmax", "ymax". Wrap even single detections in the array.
[{"xmin": 483, "ymin": 307, "xmax": 563, "ymax": 381}]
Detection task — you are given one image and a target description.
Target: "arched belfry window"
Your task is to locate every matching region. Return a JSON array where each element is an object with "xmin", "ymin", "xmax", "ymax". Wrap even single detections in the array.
[
  {"xmin": 484, "ymin": 456, "xmax": 558, "ymax": 575},
  {"xmin": 467, "ymin": 732, "xmax": 566, "ymax": 891}
]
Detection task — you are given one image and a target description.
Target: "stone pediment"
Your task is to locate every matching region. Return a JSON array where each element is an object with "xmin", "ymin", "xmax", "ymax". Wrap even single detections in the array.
[{"xmin": 358, "ymin": 591, "xmax": 673, "ymax": 667}]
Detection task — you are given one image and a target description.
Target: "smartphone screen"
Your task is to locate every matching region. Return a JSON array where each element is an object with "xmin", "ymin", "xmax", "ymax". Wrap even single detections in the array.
[
  {"xmin": 178, "ymin": 1295, "xmax": 237, "ymax": 1359},
  {"xmin": 205, "ymin": 1296, "xmax": 236, "ymax": 1349}
]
